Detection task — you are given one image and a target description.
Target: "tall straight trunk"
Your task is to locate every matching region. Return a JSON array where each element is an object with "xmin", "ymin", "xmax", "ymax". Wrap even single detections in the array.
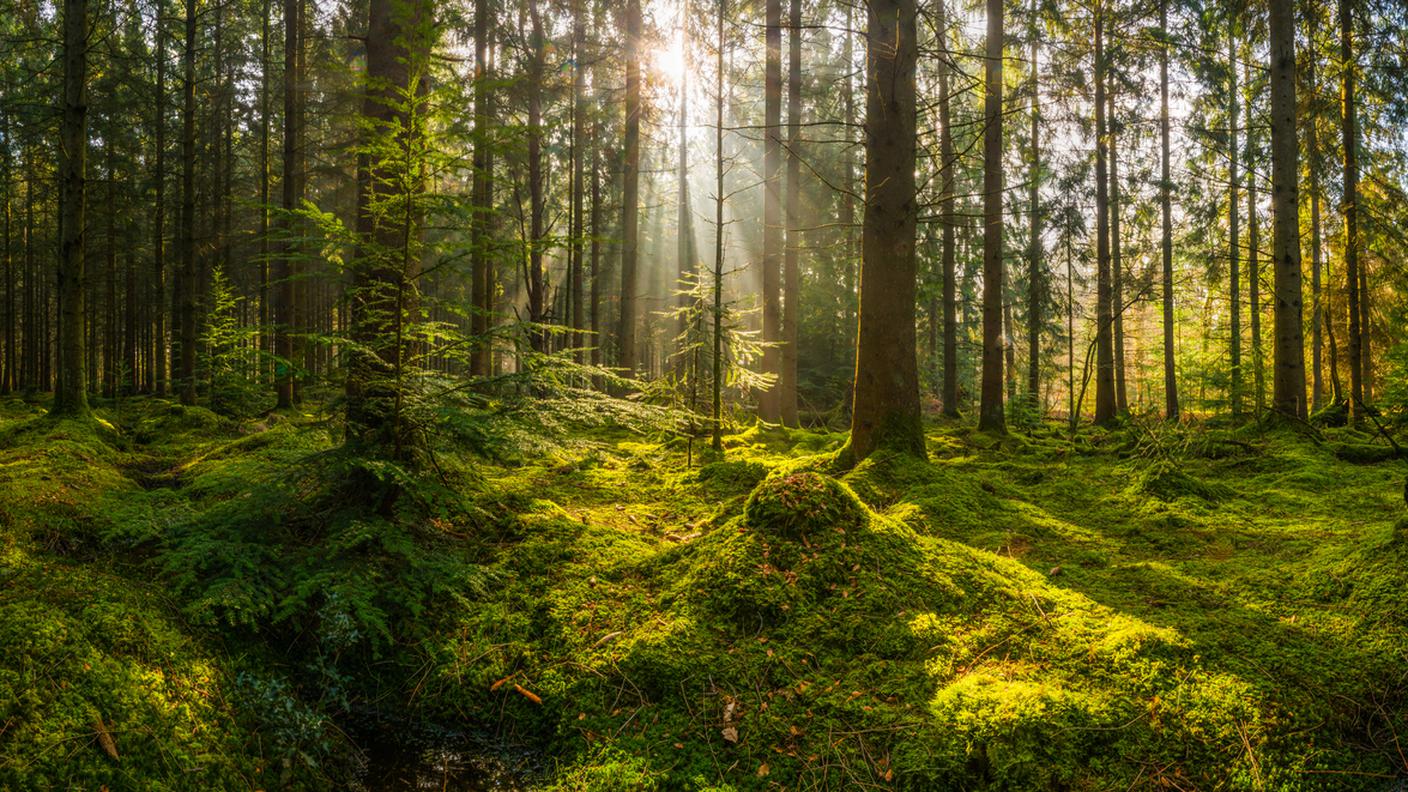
[
  {"xmin": 346, "ymin": 0, "xmax": 432, "ymax": 456},
  {"xmin": 1066, "ymin": 235, "xmax": 1075, "ymax": 427},
  {"xmin": 1306, "ymin": 8, "xmax": 1323, "ymax": 411},
  {"xmin": 1268, "ymin": 0, "xmax": 1306, "ymax": 418},
  {"xmin": 259, "ymin": 0, "xmax": 271, "ymax": 378},
  {"xmin": 938, "ymin": 1, "xmax": 958, "ymax": 418},
  {"xmin": 1159, "ymin": 0, "xmax": 1178, "ymax": 419},
  {"xmin": 1228, "ymin": 29, "xmax": 1242, "ymax": 418},
  {"xmin": 977, "ymin": 0, "xmax": 1005, "ymax": 432},
  {"xmin": 1026, "ymin": 9, "xmax": 1041, "ymax": 411},
  {"xmin": 570, "ymin": 0, "xmax": 586, "ymax": 360},
  {"xmin": 275, "ymin": 0, "xmax": 301, "ymax": 408},
  {"xmin": 176, "ymin": 0, "xmax": 197, "ymax": 405},
  {"xmin": 1340, "ymin": 0, "xmax": 1361, "ymax": 419},
  {"xmin": 1247, "ymin": 59, "xmax": 1264, "ymax": 416},
  {"xmin": 54, "ymin": 0, "xmax": 89, "ymax": 416},
  {"xmin": 840, "ymin": 4, "xmax": 856, "ymax": 344},
  {"xmin": 1093, "ymin": 9, "xmax": 1116, "ymax": 425},
  {"xmin": 778, "ymin": 0, "xmax": 801, "ymax": 426},
  {"xmin": 675, "ymin": 1, "xmax": 698, "ymax": 373},
  {"xmin": 526, "ymin": 1, "xmax": 546, "ymax": 348},
  {"xmin": 470, "ymin": 0, "xmax": 493, "ymax": 376},
  {"xmin": 1108, "ymin": 90, "xmax": 1127, "ymax": 414},
  {"xmin": 712, "ymin": 0, "xmax": 727, "ymax": 452},
  {"xmin": 758, "ymin": 0, "xmax": 782, "ymax": 420},
  {"xmin": 1359, "ymin": 261, "xmax": 1370, "ymax": 400},
  {"xmin": 845, "ymin": 0, "xmax": 922, "ymax": 463},
  {"xmin": 618, "ymin": 0, "xmax": 642, "ymax": 374},
  {"xmin": 152, "ymin": 0, "xmax": 168, "ymax": 396},
  {"xmin": 1325, "ymin": 251, "xmax": 1342, "ymax": 401},
  {"xmin": 2, "ymin": 99, "xmax": 13, "ymax": 394}
]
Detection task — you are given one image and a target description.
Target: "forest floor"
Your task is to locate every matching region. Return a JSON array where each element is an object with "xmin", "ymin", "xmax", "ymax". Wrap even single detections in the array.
[{"xmin": 2, "ymin": 395, "xmax": 1407, "ymax": 790}]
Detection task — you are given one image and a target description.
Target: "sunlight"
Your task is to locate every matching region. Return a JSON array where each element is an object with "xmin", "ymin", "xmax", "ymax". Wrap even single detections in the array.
[{"xmin": 650, "ymin": 33, "xmax": 688, "ymax": 87}]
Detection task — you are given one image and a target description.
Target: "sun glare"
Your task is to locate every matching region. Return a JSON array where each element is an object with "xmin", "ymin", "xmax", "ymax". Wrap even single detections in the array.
[{"xmin": 651, "ymin": 35, "xmax": 688, "ymax": 87}]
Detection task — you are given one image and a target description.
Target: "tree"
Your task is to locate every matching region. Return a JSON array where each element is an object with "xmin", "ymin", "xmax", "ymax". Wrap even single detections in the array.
[
  {"xmin": 1026, "ymin": 1, "xmax": 1042, "ymax": 414},
  {"xmin": 1159, "ymin": 0, "xmax": 1178, "ymax": 419},
  {"xmin": 1227, "ymin": 27, "xmax": 1242, "ymax": 418},
  {"xmin": 345, "ymin": 0, "xmax": 434, "ymax": 458},
  {"xmin": 759, "ymin": 0, "xmax": 782, "ymax": 420},
  {"xmin": 844, "ymin": 0, "xmax": 922, "ymax": 463},
  {"xmin": 938, "ymin": 1, "xmax": 959, "ymax": 418},
  {"xmin": 275, "ymin": 0, "xmax": 302, "ymax": 408},
  {"xmin": 1340, "ymin": 0, "xmax": 1363, "ymax": 419},
  {"xmin": 1093, "ymin": 6, "xmax": 1116, "ymax": 426},
  {"xmin": 617, "ymin": 0, "xmax": 642, "ymax": 375},
  {"xmin": 978, "ymin": 0, "xmax": 1005, "ymax": 433},
  {"xmin": 1267, "ymin": 0, "xmax": 1306, "ymax": 418},
  {"xmin": 152, "ymin": 0, "xmax": 168, "ymax": 397},
  {"xmin": 53, "ymin": 0, "xmax": 89, "ymax": 417},
  {"xmin": 469, "ymin": 0, "xmax": 494, "ymax": 377},
  {"xmin": 778, "ymin": 0, "xmax": 802, "ymax": 427},
  {"xmin": 176, "ymin": 0, "xmax": 197, "ymax": 405}
]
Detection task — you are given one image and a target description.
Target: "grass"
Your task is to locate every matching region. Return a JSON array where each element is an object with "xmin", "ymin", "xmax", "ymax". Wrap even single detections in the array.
[{"xmin": 1, "ymin": 397, "xmax": 1405, "ymax": 789}]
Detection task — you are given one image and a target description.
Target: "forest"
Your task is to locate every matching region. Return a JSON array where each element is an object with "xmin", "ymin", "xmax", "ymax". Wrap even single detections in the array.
[{"xmin": 1, "ymin": 0, "xmax": 1408, "ymax": 786}]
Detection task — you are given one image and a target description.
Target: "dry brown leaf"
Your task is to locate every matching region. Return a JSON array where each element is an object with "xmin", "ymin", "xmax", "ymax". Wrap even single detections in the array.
[{"xmin": 94, "ymin": 719, "xmax": 118, "ymax": 761}]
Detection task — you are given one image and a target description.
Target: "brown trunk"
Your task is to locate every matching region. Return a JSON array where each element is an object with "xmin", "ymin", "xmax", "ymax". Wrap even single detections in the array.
[
  {"xmin": 1268, "ymin": 0, "xmax": 1306, "ymax": 418},
  {"xmin": 1026, "ymin": 7, "xmax": 1041, "ymax": 412},
  {"xmin": 779, "ymin": 0, "xmax": 801, "ymax": 426},
  {"xmin": 759, "ymin": 0, "xmax": 782, "ymax": 420},
  {"xmin": 617, "ymin": 0, "xmax": 642, "ymax": 374},
  {"xmin": 1109, "ymin": 90, "xmax": 1127, "ymax": 414},
  {"xmin": 939, "ymin": 2, "xmax": 958, "ymax": 418},
  {"xmin": 844, "ymin": 0, "xmax": 922, "ymax": 463},
  {"xmin": 470, "ymin": 0, "xmax": 494, "ymax": 376},
  {"xmin": 1093, "ymin": 9, "xmax": 1115, "ymax": 426},
  {"xmin": 1159, "ymin": 0, "xmax": 1178, "ymax": 419},
  {"xmin": 1340, "ymin": 0, "xmax": 1362, "ymax": 419},
  {"xmin": 1228, "ymin": 29, "xmax": 1242, "ymax": 418},
  {"xmin": 54, "ymin": 0, "xmax": 89, "ymax": 416},
  {"xmin": 977, "ymin": 0, "xmax": 1005, "ymax": 432}
]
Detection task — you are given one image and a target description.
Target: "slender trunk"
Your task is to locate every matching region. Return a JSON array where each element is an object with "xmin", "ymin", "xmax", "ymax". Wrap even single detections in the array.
[
  {"xmin": 779, "ymin": 0, "xmax": 801, "ymax": 426},
  {"xmin": 571, "ymin": 0, "xmax": 586, "ymax": 361},
  {"xmin": 275, "ymin": 0, "xmax": 301, "ymax": 408},
  {"xmin": 1307, "ymin": 8, "xmax": 1324, "ymax": 411},
  {"xmin": 1340, "ymin": 0, "xmax": 1361, "ymax": 419},
  {"xmin": 526, "ymin": 1, "xmax": 546, "ymax": 350},
  {"xmin": 259, "ymin": 0, "xmax": 271, "ymax": 380},
  {"xmin": 712, "ymin": 0, "xmax": 727, "ymax": 452},
  {"xmin": 1066, "ymin": 236, "xmax": 1075, "ymax": 428},
  {"xmin": 977, "ymin": 0, "xmax": 1005, "ymax": 432},
  {"xmin": 1108, "ymin": 90, "xmax": 1127, "ymax": 414},
  {"xmin": 152, "ymin": 0, "xmax": 168, "ymax": 396},
  {"xmin": 470, "ymin": 0, "xmax": 493, "ymax": 376},
  {"xmin": 1268, "ymin": 0, "xmax": 1306, "ymax": 418},
  {"xmin": 1026, "ymin": 9, "xmax": 1041, "ymax": 412},
  {"xmin": 675, "ymin": 1, "xmax": 698, "ymax": 375},
  {"xmin": 759, "ymin": 0, "xmax": 782, "ymax": 420},
  {"xmin": 1159, "ymin": 0, "xmax": 1178, "ymax": 419},
  {"xmin": 845, "ymin": 0, "xmax": 922, "ymax": 463},
  {"xmin": 1247, "ymin": 58, "xmax": 1264, "ymax": 416},
  {"xmin": 1228, "ymin": 29, "xmax": 1242, "ymax": 418},
  {"xmin": 840, "ymin": 5, "xmax": 857, "ymax": 346},
  {"xmin": 618, "ymin": 0, "xmax": 642, "ymax": 374},
  {"xmin": 1093, "ymin": 9, "xmax": 1116, "ymax": 425},
  {"xmin": 176, "ymin": 0, "xmax": 197, "ymax": 405},
  {"xmin": 939, "ymin": 3, "xmax": 958, "ymax": 418},
  {"xmin": 54, "ymin": 0, "xmax": 89, "ymax": 417},
  {"xmin": 1359, "ymin": 261, "xmax": 1370, "ymax": 401}
]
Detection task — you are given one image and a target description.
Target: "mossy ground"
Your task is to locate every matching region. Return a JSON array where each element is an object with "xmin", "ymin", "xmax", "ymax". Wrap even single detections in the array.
[{"xmin": 2, "ymin": 398, "xmax": 1406, "ymax": 790}]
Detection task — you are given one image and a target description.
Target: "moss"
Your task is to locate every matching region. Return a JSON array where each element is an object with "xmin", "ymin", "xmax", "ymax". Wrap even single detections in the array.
[
  {"xmin": 1333, "ymin": 442, "xmax": 1402, "ymax": 464},
  {"xmin": 1128, "ymin": 459, "xmax": 1231, "ymax": 503}
]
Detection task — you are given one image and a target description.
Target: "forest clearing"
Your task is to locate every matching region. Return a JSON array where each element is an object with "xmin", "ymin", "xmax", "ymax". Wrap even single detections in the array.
[{"xmin": 2, "ymin": 0, "xmax": 1407, "ymax": 786}]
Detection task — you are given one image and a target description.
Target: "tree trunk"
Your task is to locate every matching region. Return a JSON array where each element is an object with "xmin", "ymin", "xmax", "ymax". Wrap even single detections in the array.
[
  {"xmin": 275, "ymin": 0, "xmax": 301, "ymax": 408},
  {"xmin": 152, "ymin": 0, "xmax": 168, "ymax": 396},
  {"xmin": 844, "ymin": 0, "xmax": 922, "ymax": 463},
  {"xmin": 977, "ymin": 0, "xmax": 1005, "ymax": 432},
  {"xmin": 1026, "ymin": 8, "xmax": 1041, "ymax": 412},
  {"xmin": 939, "ymin": 2, "xmax": 958, "ymax": 418},
  {"xmin": 346, "ymin": 0, "xmax": 432, "ymax": 457},
  {"xmin": 617, "ymin": 0, "xmax": 642, "ymax": 374},
  {"xmin": 1340, "ymin": 0, "xmax": 1362, "ymax": 419},
  {"xmin": 1093, "ymin": 9, "xmax": 1116, "ymax": 426},
  {"xmin": 470, "ymin": 0, "xmax": 493, "ymax": 376},
  {"xmin": 779, "ymin": 0, "xmax": 801, "ymax": 426},
  {"xmin": 571, "ymin": 0, "xmax": 586, "ymax": 361},
  {"xmin": 526, "ymin": 1, "xmax": 546, "ymax": 349},
  {"xmin": 1247, "ymin": 58, "xmax": 1263, "ymax": 416},
  {"xmin": 54, "ymin": 0, "xmax": 90, "ymax": 417},
  {"xmin": 1159, "ymin": 0, "xmax": 1178, "ymax": 419},
  {"xmin": 712, "ymin": 0, "xmax": 727, "ymax": 452},
  {"xmin": 1108, "ymin": 90, "xmax": 1127, "ymax": 414},
  {"xmin": 1228, "ymin": 29, "xmax": 1242, "ymax": 418},
  {"xmin": 175, "ymin": 0, "xmax": 198, "ymax": 405},
  {"xmin": 758, "ymin": 0, "xmax": 782, "ymax": 420},
  {"xmin": 1268, "ymin": 0, "xmax": 1306, "ymax": 418}
]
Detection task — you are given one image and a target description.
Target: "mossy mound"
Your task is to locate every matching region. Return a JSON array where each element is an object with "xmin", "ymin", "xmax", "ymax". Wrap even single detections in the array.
[
  {"xmin": 0, "ymin": 548, "xmax": 266, "ymax": 790},
  {"xmin": 1129, "ymin": 459, "xmax": 1231, "ymax": 503},
  {"xmin": 742, "ymin": 471, "xmax": 865, "ymax": 538}
]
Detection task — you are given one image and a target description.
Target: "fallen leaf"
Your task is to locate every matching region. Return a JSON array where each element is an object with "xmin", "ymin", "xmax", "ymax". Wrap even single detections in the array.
[{"xmin": 94, "ymin": 719, "xmax": 118, "ymax": 761}]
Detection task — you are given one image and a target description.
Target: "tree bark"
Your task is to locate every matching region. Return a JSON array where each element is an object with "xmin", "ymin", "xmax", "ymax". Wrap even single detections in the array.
[
  {"xmin": 617, "ymin": 0, "xmax": 642, "ymax": 374},
  {"xmin": 977, "ymin": 0, "xmax": 1005, "ymax": 433},
  {"xmin": 1340, "ymin": 0, "xmax": 1362, "ymax": 419},
  {"xmin": 1026, "ymin": 6, "xmax": 1041, "ymax": 413},
  {"xmin": 759, "ymin": 0, "xmax": 782, "ymax": 420},
  {"xmin": 176, "ymin": 0, "xmax": 197, "ymax": 405},
  {"xmin": 844, "ymin": 0, "xmax": 922, "ymax": 463},
  {"xmin": 938, "ymin": 2, "xmax": 958, "ymax": 418},
  {"xmin": 1268, "ymin": 0, "xmax": 1306, "ymax": 418},
  {"xmin": 470, "ymin": 0, "xmax": 494, "ymax": 376},
  {"xmin": 1228, "ymin": 29, "xmax": 1242, "ymax": 418},
  {"xmin": 1093, "ymin": 8, "xmax": 1116, "ymax": 426},
  {"xmin": 1108, "ymin": 90, "xmax": 1127, "ymax": 414},
  {"xmin": 1159, "ymin": 0, "xmax": 1178, "ymax": 419},
  {"xmin": 54, "ymin": 0, "xmax": 89, "ymax": 417},
  {"xmin": 779, "ymin": 0, "xmax": 801, "ymax": 426}
]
